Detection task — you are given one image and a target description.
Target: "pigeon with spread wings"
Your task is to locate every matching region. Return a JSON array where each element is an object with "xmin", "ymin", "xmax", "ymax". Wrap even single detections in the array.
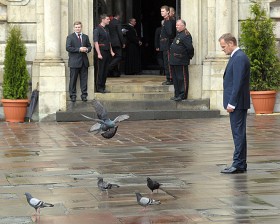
[{"xmin": 82, "ymin": 100, "xmax": 129, "ymax": 139}]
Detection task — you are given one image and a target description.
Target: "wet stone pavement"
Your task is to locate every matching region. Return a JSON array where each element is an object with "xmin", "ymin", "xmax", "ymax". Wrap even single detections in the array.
[{"xmin": 0, "ymin": 115, "xmax": 280, "ymax": 224}]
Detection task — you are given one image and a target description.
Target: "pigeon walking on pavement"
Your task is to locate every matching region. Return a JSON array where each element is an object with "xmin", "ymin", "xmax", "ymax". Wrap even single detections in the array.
[
  {"xmin": 24, "ymin": 192, "xmax": 54, "ymax": 216},
  {"xmin": 135, "ymin": 192, "xmax": 161, "ymax": 210},
  {"xmin": 147, "ymin": 177, "xmax": 162, "ymax": 193},
  {"xmin": 81, "ymin": 99, "xmax": 129, "ymax": 139},
  {"xmin": 97, "ymin": 177, "xmax": 120, "ymax": 192}
]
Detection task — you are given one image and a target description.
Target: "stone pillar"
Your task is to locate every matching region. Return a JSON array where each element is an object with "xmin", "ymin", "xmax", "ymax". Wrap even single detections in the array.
[
  {"xmin": 181, "ymin": 0, "xmax": 203, "ymax": 100},
  {"xmin": 202, "ymin": 0, "xmax": 238, "ymax": 115},
  {"xmin": 36, "ymin": 0, "xmax": 66, "ymax": 121},
  {"xmin": 44, "ymin": 0, "xmax": 61, "ymax": 59}
]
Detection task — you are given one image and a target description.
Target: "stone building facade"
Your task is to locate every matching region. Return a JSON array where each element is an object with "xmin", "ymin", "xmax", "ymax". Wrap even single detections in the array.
[{"xmin": 0, "ymin": 0, "xmax": 279, "ymax": 121}]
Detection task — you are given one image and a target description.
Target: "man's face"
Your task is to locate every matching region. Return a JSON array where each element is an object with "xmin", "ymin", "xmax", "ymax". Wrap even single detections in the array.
[
  {"xmin": 176, "ymin": 21, "xmax": 185, "ymax": 32},
  {"xmin": 74, "ymin": 24, "xmax": 82, "ymax": 34},
  {"xmin": 161, "ymin": 8, "xmax": 169, "ymax": 18},
  {"xmin": 219, "ymin": 39, "xmax": 234, "ymax": 55},
  {"xmin": 170, "ymin": 8, "xmax": 175, "ymax": 17},
  {"xmin": 130, "ymin": 19, "xmax": 136, "ymax": 26},
  {"xmin": 103, "ymin": 17, "xmax": 110, "ymax": 25}
]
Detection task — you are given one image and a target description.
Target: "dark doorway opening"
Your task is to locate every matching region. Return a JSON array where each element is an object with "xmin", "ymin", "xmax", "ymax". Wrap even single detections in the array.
[{"xmin": 94, "ymin": 0, "xmax": 179, "ymax": 73}]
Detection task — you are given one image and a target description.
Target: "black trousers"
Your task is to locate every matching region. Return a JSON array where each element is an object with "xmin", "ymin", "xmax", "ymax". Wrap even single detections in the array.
[
  {"xmin": 69, "ymin": 65, "xmax": 88, "ymax": 99},
  {"xmin": 163, "ymin": 50, "xmax": 172, "ymax": 81},
  {"xmin": 230, "ymin": 109, "xmax": 248, "ymax": 170},
  {"xmin": 170, "ymin": 65, "xmax": 189, "ymax": 99},
  {"xmin": 109, "ymin": 46, "xmax": 122, "ymax": 73},
  {"xmin": 96, "ymin": 49, "xmax": 110, "ymax": 90}
]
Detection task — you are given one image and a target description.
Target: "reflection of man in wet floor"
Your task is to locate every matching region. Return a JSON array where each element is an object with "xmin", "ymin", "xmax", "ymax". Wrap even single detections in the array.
[
  {"xmin": 124, "ymin": 18, "xmax": 142, "ymax": 75},
  {"xmin": 108, "ymin": 13, "xmax": 125, "ymax": 77},
  {"xmin": 154, "ymin": 20, "xmax": 165, "ymax": 75}
]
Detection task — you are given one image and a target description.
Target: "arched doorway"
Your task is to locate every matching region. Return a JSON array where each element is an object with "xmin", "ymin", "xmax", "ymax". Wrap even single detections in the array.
[{"xmin": 93, "ymin": 0, "xmax": 180, "ymax": 73}]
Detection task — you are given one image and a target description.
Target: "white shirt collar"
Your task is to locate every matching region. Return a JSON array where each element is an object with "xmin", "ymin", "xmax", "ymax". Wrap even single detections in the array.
[{"xmin": 231, "ymin": 47, "xmax": 240, "ymax": 57}]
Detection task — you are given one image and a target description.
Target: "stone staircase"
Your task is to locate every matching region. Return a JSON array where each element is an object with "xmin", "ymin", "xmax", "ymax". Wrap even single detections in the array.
[{"xmin": 56, "ymin": 75, "xmax": 220, "ymax": 121}]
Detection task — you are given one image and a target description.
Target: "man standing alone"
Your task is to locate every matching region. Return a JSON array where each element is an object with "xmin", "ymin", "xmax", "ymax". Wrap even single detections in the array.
[
  {"xmin": 219, "ymin": 33, "xmax": 250, "ymax": 174},
  {"xmin": 66, "ymin": 21, "xmax": 92, "ymax": 102}
]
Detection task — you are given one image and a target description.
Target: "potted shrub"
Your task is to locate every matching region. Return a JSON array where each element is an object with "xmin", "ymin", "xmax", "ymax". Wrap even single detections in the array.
[
  {"xmin": 1, "ymin": 26, "xmax": 30, "ymax": 122},
  {"xmin": 240, "ymin": 0, "xmax": 280, "ymax": 114}
]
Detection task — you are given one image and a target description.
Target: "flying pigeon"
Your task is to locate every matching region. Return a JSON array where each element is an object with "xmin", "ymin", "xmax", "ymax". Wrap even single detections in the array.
[
  {"xmin": 97, "ymin": 177, "xmax": 120, "ymax": 192},
  {"xmin": 147, "ymin": 177, "xmax": 162, "ymax": 193},
  {"xmin": 135, "ymin": 192, "xmax": 161, "ymax": 210},
  {"xmin": 81, "ymin": 99, "xmax": 129, "ymax": 139},
  {"xmin": 24, "ymin": 192, "xmax": 54, "ymax": 215}
]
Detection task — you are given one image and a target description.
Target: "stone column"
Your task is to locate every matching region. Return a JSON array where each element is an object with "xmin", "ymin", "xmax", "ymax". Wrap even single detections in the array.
[
  {"xmin": 202, "ymin": 0, "xmax": 237, "ymax": 115},
  {"xmin": 36, "ymin": 0, "xmax": 66, "ymax": 121},
  {"xmin": 44, "ymin": 0, "xmax": 61, "ymax": 59}
]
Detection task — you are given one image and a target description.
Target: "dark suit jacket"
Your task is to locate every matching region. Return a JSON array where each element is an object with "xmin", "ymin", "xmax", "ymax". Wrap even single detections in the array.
[
  {"xmin": 66, "ymin": 33, "xmax": 92, "ymax": 68},
  {"xmin": 223, "ymin": 49, "xmax": 250, "ymax": 110},
  {"xmin": 154, "ymin": 26, "xmax": 161, "ymax": 49},
  {"xmin": 108, "ymin": 18, "xmax": 124, "ymax": 47}
]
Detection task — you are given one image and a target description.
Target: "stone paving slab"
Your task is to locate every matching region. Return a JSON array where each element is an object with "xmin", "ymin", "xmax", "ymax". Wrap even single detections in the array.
[{"xmin": 0, "ymin": 115, "xmax": 280, "ymax": 223}]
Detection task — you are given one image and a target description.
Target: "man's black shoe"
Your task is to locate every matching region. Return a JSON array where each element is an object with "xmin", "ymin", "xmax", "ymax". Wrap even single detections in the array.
[
  {"xmin": 70, "ymin": 97, "xmax": 76, "ymax": 102},
  {"xmin": 162, "ymin": 80, "xmax": 173, "ymax": 85},
  {"xmin": 174, "ymin": 97, "xmax": 182, "ymax": 102},
  {"xmin": 81, "ymin": 97, "xmax": 87, "ymax": 102},
  {"xmin": 221, "ymin": 166, "xmax": 246, "ymax": 174}
]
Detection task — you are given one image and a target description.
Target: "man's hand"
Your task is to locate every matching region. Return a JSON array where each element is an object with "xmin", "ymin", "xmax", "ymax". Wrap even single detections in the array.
[{"xmin": 226, "ymin": 106, "xmax": 234, "ymax": 113}]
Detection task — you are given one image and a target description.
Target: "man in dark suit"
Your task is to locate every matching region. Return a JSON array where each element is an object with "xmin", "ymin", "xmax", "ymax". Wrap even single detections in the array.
[
  {"xmin": 219, "ymin": 33, "xmax": 250, "ymax": 174},
  {"xmin": 66, "ymin": 21, "xmax": 92, "ymax": 102},
  {"xmin": 155, "ymin": 20, "xmax": 164, "ymax": 75},
  {"xmin": 108, "ymin": 13, "xmax": 125, "ymax": 77}
]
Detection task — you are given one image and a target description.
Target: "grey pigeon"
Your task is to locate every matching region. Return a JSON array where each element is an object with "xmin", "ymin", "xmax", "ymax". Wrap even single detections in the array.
[
  {"xmin": 147, "ymin": 177, "xmax": 162, "ymax": 193},
  {"xmin": 97, "ymin": 177, "xmax": 120, "ymax": 192},
  {"xmin": 81, "ymin": 99, "xmax": 129, "ymax": 139},
  {"xmin": 24, "ymin": 192, "xmax": 54, "ymax": 215},
  {"xmin": 135, "ymin": 192, "xmax": 161, "ymax": 210}
]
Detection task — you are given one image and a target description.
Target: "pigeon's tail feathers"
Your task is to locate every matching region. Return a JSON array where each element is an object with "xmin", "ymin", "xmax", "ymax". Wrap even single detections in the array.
[
  {"xmin": 89, "ymin": 123, "xmax": 102, "ymax": 132},
  {"xmin": 101, "ymin": 126, "xmax": 118, "ymax": 139},
  {"xmin": 110, "ymin": 184, "xmax": 120, "ymax": 188},
  {"xmin": 113, "ymin": 114, "xmax": 129, "ymax": 123},
  {"xmin": 92, "ymin": 100, "xmax": 108, "ymax": 120},
  {"xmin": 42, "ymin": 202, "xmax": 54, "ymax": 208},
  {"xmin": 149, "ymin": 199, "xmax": 161, "ymax": 205}
]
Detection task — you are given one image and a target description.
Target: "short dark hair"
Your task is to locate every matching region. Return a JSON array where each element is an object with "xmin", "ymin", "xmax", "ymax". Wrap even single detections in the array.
[
  {"xmin": 219, "ymin": 33, "xmax": 237, "ymax": 45},
  {"xmin": 73, "ymin": 21, "xmax": 82, "ymax": 26},
  {"xmin": 161, "ymin": 5, "xmax": 170, "ymax": 12},
  {"xmin": 100, "ymin": 14, "xmax": 108, "ymax": 20}
]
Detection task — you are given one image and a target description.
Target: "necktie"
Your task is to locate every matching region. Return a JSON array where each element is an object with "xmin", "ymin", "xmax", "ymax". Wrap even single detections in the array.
[{"xmin": 78, "ymin": 34, "xmax": 82, "ymax": 45}]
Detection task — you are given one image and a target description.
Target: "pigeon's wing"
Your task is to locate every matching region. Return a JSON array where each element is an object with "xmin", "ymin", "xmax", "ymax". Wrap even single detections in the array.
[
  {"xmin": 113, "ymin": 114, "xmax": 129, "ymax": 123},
  {"xmin": 29, "ymin": 197, "xmax": 42, "ymax": 208},
  {"xmin": 93, "ymin": 100, "xmax": 108, "ymax": 120},
  {"xmin": 101, "ymin": 127, "xmax": 118, "ymax": 139},
  {"xmin": 81, "ymin": 114, "xmax": 103, "ymax": 123},
  {"xmin": 89, "ymin": 123, "xmax": 102, "ymax": 133},
  {"xmin": 139, "ymin": 196, "xmax": 151, "ymax": 206}
]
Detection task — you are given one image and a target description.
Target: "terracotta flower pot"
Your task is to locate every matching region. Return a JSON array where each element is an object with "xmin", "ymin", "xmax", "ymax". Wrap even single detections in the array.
[
  {"xmin": 1, "ymin": 99, "xmax": 29, "ymax": 122},
  {"xmin": 250, "ymin": 90, "xmax": 277, "ymax": 114}
]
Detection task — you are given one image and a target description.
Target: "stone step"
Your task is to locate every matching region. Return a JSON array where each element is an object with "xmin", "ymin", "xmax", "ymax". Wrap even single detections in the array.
[
  {"xmin": 56, "ymin": 99, "xmax": 220, "ymax": 122},
  {"xmin": 95, "ymin": 92, "xmax": 174, "ymax": 100},
  {"xmin": 105, "ymin": 84, "xmax": 173, "ymax": 93},
  {"xmin": 65, "ymin": 99, "xmax": 211, "ymax": 111}
]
